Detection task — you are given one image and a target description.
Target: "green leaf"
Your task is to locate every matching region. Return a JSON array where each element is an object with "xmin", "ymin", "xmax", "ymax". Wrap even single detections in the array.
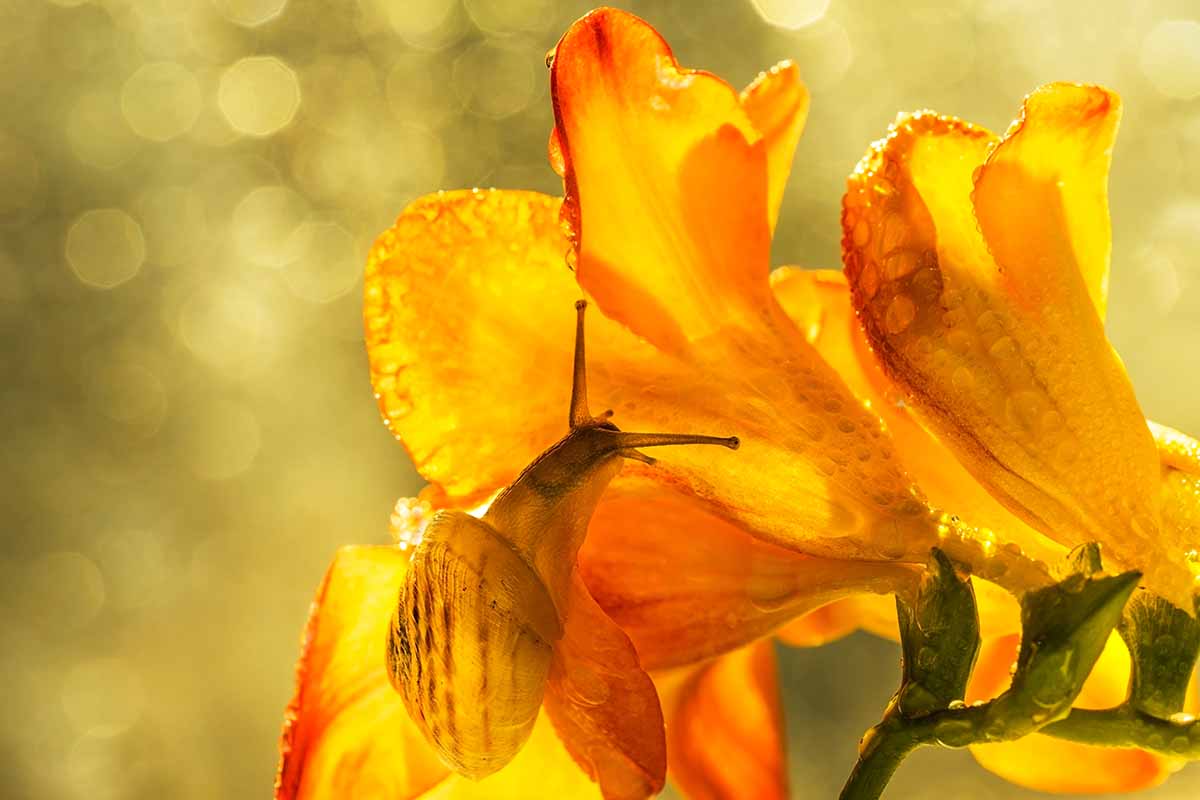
[
  {"xmin": 895, "ymin": 549, "xmax": 980, "ymax": 717},
  {"xmin": 1118, "ymin": 590, "xmax": 1200, "ymax": 718},
  {"xmin": 987, "ymin": 570, "xmax": 1139, "ymax": 736}
]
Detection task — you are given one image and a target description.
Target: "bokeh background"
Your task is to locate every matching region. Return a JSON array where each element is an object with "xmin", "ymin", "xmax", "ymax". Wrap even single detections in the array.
[{"xmin": 3, "ymin": 0, "xmax": 1200, "ymax": 797}]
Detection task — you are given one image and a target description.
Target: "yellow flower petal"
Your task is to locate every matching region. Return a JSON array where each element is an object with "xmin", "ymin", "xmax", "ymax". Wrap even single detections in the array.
[
  {"xmin": 543, "ymin": 575, "xmax": 666, "ymax": 800},
  {"xmin": 1154, "ymin": 422, "xmax": 1200, "ymax": 577},
  {"xmin": 551, "ymin": 7, "xmax": 773, "ymax": 352},
  {"xmin": 770, "ymin": 267, "xmax": 1066, "ymax": 572},
  {"xmin": 367, "ymin": 189, "xmax": 949, "ymax": 591},
  {"xmin": 365, "ymin": 189, "xmax": 631, "ymax": 505},
  {"xmin": 421, "ymin": 715, "xmax": 602, "ymax": 800},
  {"xmin": 580, "ymin": 475, "xmax": 916, "ymax": 669},
  {"xmin": 973, "ymin": 83, "xmax": 1118, "ymax": 321},
  {"xmin": 276, "ymin": 546, "xmax": 449, "ymax": 800},
  {"xmin": 842, "ymin": 101, "xmax": 1182, "ymax": 606},
  {"xmin": 658, "ymin": 640, "xmax": 788, "ymax": 800},
  {"xmin": 740, "ymin": 61, "xmax": 808, "ymax": 234}
]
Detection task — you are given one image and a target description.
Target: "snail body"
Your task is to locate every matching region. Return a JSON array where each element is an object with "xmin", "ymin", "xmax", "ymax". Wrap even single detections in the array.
[{"xmin": 387, "ymin": 301, "xmax": 738, "ymax": 779}]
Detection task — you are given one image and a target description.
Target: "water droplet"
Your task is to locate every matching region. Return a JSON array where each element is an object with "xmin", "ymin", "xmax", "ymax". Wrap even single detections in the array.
[
  {"xmin": 1041, "ymin": 410, "xmax": 1064, "ymax": 432},
  {"xmin": 934, "ymin": 719, "xmax": 974, "ymax": 748},
  {"xmin": 946, "ymin": 331, "xmax": 971, "ymax": 353},
  {"xmin": 749, "ymin": 579, "xmax": 799, "ymax": 611},
  {"xmin": 797, "ymin": 414, "xmax": 826, "ymax": 441},
  {"xmin": 1170, "ymin": 712, "xmax": 1195, "ymax": 726},
  {"xmin": 1006, "ymin": 390, "xmax": 1042, "ymax": 430},
  {"xmin": 940, "ymin": 289, "xmax": 964, "ymax": 310},
  {"xmin": 815, "ymin": 455, "xmax": 837, "ymax": 476},
  {"xmin": 884, "ymin": 249, "xmax": 919, "ymax": 279},
  {"xmin": 859, "ymin": 261, "xmax": 880, "ymax": 298},
  {"xmin": 952, "ymin": 366, "xmax": 974, "ymax": 391},
  {"xmin": 837, "ymin": 418, "xmax": 856, "ymax": 434},
  {"xmin": 885, "ymin": 294, "xmax": 916, "ymax": 334},
  {"xmin": 989, "ymin": 336, "xmax": 1016, "ymax": 360},
  {"xmin": 853, "ymin": 218, "xmax": 870, "ymax": 248},
  {"xmin": 947, "ymin": 700, "xmax": 966, "ymax": 710},
  {"xmin": 976, "ymin": 309, "xmax": 1000, "ymax": 332}
]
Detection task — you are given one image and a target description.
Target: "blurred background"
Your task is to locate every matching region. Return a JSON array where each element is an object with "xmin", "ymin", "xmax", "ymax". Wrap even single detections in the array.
[{"xmin": 2, "ymin": 0, "xmax": 1199, "ymax": 797}]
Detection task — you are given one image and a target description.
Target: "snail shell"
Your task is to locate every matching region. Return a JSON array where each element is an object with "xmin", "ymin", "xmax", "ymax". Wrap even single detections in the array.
[{"xmin": 387, "ymin": 509, "xmax": 563, "ymax": 778}]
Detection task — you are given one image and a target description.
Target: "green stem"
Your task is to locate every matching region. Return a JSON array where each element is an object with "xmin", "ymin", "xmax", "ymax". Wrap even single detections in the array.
[
  {"xmin": 839, "ymin": 711, "xmax": 923, "ymax": 800},
  {"xmin": 1044, "ymin": 706, "xmax": 1200, "ymax": 756}
]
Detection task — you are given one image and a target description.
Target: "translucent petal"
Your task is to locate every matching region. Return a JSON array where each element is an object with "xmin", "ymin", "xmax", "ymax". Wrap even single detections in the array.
[
  {"xmin": 658, "ymin": 640, "xmax": 787, "ymax": 800},
  {"xmin": 276, "ymin": 546, "xmax": 449, "ymax": 800},
  {"xmin": 550, "ymin": 7, "xmax": 772, "ymax": 352},
  {"xmin": 842, "ymin": 106, "xmax": 1179, "ymax": 605},
  {"xmin": 544, "ymin": 575, "xmax": 666, "ymax": 800}
]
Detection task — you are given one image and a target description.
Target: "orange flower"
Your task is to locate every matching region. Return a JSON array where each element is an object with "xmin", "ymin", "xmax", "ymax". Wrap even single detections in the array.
[
  {"xmin": 837, "ymin": 89, "xmax": 1200, "ymax": 791},
  {"xmin": 276, "ymin": 8, "xmax": 922, "ymax": 798},
  {"xmin": 275, "ymin": 5, "xmax": 1200, "ymax": 798}
]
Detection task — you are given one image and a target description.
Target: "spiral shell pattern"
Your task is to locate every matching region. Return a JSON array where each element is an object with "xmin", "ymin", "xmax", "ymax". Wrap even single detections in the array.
[{"xmin": 387, "ymin": 511, "xmax": 562, "ymax": 778}]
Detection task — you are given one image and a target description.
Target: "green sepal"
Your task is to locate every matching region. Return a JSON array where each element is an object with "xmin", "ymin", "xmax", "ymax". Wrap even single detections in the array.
[
  {"xmin": 1118, "ymin": 590, "xmax": 1200, "ymax": 718},
  {"xmin": 988, "ymin": 569, "xmax": 1139, "ymax": 736},
  {"xmin": 895, "ymin": 549, "xmax": 980, "ymax": 717}
]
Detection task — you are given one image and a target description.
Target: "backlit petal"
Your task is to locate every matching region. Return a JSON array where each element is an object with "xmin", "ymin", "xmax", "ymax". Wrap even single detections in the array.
[
  {"xmin": 658, "ymin": 640, "xmax": 787, "ymax": 800},
  {"xmin": 967, "ymin": 633, "xmax": 1178, "ymax": 793},
  {"xmin": 842, "ymin": 107, "xmax": 1181, "ymax": 606},
  {"xmin": 422, "ymin": 716, "xmax": 601, "ymax": 800},
  {"xmin": 276, "ymin": 546, "xmax": 449, "ymax": 800},
  {"xmin": 973, "ymin": 83, "xmax": 1118, "ymax": 321},
  {"xmin": 365, "ymin": 189, "xmax": 636, "ymax": 505},
  {"xmin": 543, "ymin": 575, "xmax": 666, "ymax": 800},
  {"xmin": 369, "ymin": 192, "xmax": 1032, "ymax": 600},
  {"xmin": 551, "ymin": 7, "xmax": 772, "ymax": 352},
  {"xmin": 1153, "ymin": 423, "xmax": 1200, "ymax": 582},
  {"xmin": 739, "ymin": 61, "xmax": 808, "ymax": 233},
  {"xmin": 580, "ymin": 475, "xmax": 917, "ymax": 669},
  {"xmin": 774, "ymin": 598, "xmax": 867, "ymax": 647},
  {"xmin": 771, "ymin": 267, "xmax": 1065, "ymax": 574}
]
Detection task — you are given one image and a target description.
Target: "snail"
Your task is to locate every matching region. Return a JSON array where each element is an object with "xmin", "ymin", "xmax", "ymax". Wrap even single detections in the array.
[{"xmin": 386, "ymin": 300, "xmax": 738, "ymax": 779}]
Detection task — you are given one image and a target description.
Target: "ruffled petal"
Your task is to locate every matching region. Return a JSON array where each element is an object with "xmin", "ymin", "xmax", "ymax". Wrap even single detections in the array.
[
  {"xmin": 543, "ymin": 575, "xmax": 666, "ymax": 800},
  {"xmin": 770, "ymin": 267, "xmax": 1065, "ymax": 573},
  {"xmin": 550, "ymin": 7, "xmax": 773, "ymax": 352},
  {"xmin": 367, "ymin": 189, "xmax": 951, "ymax": 588},
  {"xmin": 966, "ymin": 633, "xmax": 1178, "ymax": 793},
  {"xmin": 842, "ymin": 105, "xmax": 1181, "ymax": 606},
  {"xmin": 276, "ymin": 546, "xmax": 449, "ymax": 800},
  {"xmin": 739, "ymin": 61, "xmax": 808, "ymax": 234},
  {"xmin": 365, "ymin": 188, "xmax": 647, "ymax": 505},
  {"xmin": 579, "ymin": 475, "xmax": 917, "ymax": 669},
  {"xmin": 658, "ymin": 640, "xmax": 787, "ymax": 800},
  {"xmin": 973, "ymin": 83, "xmax": 1118, "ymax": 321}
]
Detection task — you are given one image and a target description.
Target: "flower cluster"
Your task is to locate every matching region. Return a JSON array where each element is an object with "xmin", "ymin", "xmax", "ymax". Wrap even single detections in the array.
[{"xmin": 275, "ymin": 7, "xmax": 1200, "ymax": 799}]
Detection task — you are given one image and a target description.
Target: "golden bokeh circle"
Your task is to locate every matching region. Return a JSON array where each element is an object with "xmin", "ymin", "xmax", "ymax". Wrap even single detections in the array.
[
  {"xmin": 750, "ymin": 0, "xmax": 831, "ymax": 30},
  {"xmin": 65, "ymin": 209, "xmax": 146, "ymax": 290},
  {"xmin": 281, "ymin": 220, "xmax": 360, "ymax": 303},
  {"xmin": 120, "ymin": 61, "xmax": 203, "ymax": 142},
  {"xmin": 218, "ymin": 56, "xmax": 302, "ymax": 137},
  {"xmin": 211, "ymin": 0, "xmax": 289, "ymax": 28},
  {"xmin": 1140, "ymin": 20, "xmax": 1200, "ymax": 100}
]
